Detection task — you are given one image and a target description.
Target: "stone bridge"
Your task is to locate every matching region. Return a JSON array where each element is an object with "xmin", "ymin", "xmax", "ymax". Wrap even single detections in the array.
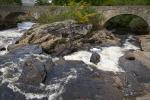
[{"xmin": 0, "ymin": 5, "xmax": 150, "ymax": 27}]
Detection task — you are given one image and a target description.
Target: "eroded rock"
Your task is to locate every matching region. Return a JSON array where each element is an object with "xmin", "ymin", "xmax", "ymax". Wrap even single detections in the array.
[
  {"xmin": 119, "ymin": 51, "xmax": 150, "ymax": 97},
  {"xmin": 9, "ymin": 20, "xmax": 119, "ymax": 57}
]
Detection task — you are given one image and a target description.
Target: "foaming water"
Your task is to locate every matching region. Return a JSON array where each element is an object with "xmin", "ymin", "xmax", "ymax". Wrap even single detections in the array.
[
  {"xmin": 17, "ymin": 22, "xmax": 35, "ymax": 31},
  {"xmin": 5, "ymin": 65, "xmax": 77, "ymax": 100},
  {"xmin": 0, "ymin": 23, "xmax": 140, "ymax": 100},
  {"xmin": 48, "ymin": 68, "xmax": 77, "ymax": 100},
  {"xmin": 0, "ymin": 30, "xmax": 22, "ymax": 55},
  {"xmin": 0, "ymin": 21, "xmax": 77, "ymax": 99},
  {"xmin": 123, "ymin": 35, "xmax": 139, "ymax": 50},
  {"xmin": 0, "ymin": 22, "xmax": 49, "ymax": 100},
  {"xmin": 0, "ymin": 22, "xmax": 35, "ymax": 55},
  {"xmin": 64, "ymin": 35, "xmax": 140, "ymax": 72}
]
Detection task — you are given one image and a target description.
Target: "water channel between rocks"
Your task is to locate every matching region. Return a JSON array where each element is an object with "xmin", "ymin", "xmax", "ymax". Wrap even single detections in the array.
[{"xmin": 0, "ymin": 22, "xmax": 141, "ymax": 100}]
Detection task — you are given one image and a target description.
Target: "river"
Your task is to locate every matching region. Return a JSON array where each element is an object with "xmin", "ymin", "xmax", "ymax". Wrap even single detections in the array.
[{"xmin": 0, "ymin": 22, "xmax": 141, "ymax": 100}]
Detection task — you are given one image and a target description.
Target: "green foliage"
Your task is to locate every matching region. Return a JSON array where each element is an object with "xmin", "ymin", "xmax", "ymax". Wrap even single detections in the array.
[
  {"xmin": 1, "ymin": 0, "xmax": 149, "ymax": 5},
  {"xmin": 68, "ymin": 1, "xmax": 104, "ymax": 27},
  {"xmin": 129, "ymin": 17, "xmax": 149, "ymax": 34},
  {"xmin": 123, "ymin": 0, "xmax": 149, "ymax": 5},
  {"xmin": 38, "ymin": 1, "xmax": 104, "ymax": 29},
  {"xmin": 105, "ymin": 14, "xmax": 149, "ymax": 35},
  {"xmin": 0, "ymin": 0, "xmax": 21, "ymax": 5},
  {"xmin": 106, "ymin": 15, "xmax": 133, "ymax": 28},
  {"xmin": 52, "ymin": 0, "xmax": 150, "ymax": 5},
  {"xmin": 103, "ymin": 0, "xmax": 122, "ymax": 5},
  {"xmin": 37, "ymin": 12, "xmax": 72, "ymax": 24},
  {"xmin": 52, "ymin": 0, "xmax": 69, "ymax": 5},
  {"xmin": 36, "ymin": 0, "xmax": 49, "ymax": 5}
]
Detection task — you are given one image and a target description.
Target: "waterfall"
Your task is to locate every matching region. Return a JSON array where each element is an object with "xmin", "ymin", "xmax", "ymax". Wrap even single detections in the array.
[
  {"xmin": 64, "ymin": 35, "xmax": 140, "ymax": 72},
  {"xmin": 0, "ymin": 22, "xmax": 35, "ymax": 55}
]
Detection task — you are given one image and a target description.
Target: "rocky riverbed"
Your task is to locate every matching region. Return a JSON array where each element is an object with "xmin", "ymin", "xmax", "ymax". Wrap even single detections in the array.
[{"xmin": 0, "ymin": 20, "xmax": 149, "ymax": 100}]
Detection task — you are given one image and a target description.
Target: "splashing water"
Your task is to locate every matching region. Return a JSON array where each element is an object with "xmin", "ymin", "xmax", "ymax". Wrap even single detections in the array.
[
  {"xmin": 0, "ymin": 22, "xmax": 78, "ymax": 100},
  {"xmin": 0, "ymin": 22, "xmax": 140, "ymax": 100},
  {"xmin": 0, "ymin": 22, "xmax": 35, "ymax": 55},
  {"xmin": 64, "ymin": 35, "xmax": 140, "ymax": 72}
]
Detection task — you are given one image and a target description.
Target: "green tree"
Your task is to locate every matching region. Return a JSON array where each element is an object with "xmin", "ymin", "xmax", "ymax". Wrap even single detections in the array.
[
  {"xmin": 36, "ymin": 0, "xmax": 49, "ymax": 5},
  {"xmin": 52, "ymin": 0, "xmax": 69, "ymax": 5},
  {"xmin": 38, "ymin": 1, "xmax": 104, "ymax": 29},
  {"xmin": 129, "ymin": 17, "xmax": 149, "ymax": 34},
  {"xmin": 0, "ymin": 0, "xmax": 21, "ymax": 5},
  {"xmin": 52, "ymin": 0, "xmax": 150, "ymax": 5}
]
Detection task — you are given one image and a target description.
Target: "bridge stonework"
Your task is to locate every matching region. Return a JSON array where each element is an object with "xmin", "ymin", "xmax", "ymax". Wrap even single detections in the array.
[
  {"xmin": 94, "ymin": 6, "xmax": 150, "ymax": 26},
  {"xmin": 0, "ymin": 6, "xmax": 150, "ymax": 27}
]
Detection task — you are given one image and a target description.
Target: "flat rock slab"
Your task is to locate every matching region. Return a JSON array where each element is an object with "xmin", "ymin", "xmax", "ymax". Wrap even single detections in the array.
[{"xmin": 139, "ymin": 35, "xmax": 150, "ymax": 52}]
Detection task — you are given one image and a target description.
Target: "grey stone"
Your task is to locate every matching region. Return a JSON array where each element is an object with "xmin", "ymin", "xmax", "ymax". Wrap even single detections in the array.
[{"xmin": 90, "ymin": 52, "xmax": 100, "ymax": 64}]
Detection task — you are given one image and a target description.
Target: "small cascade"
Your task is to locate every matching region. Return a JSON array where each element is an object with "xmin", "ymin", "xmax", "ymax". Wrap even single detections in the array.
[
  {"xmin": 0, "ymin": 23, "xmax": 142, "ymax": 100},
  {"xmin": 64, "ymin": 35, "xmax": 140, "ymax": 72},
  {"xmin": 0, "ymin": 22, "xmax": 78, "ymax": 100},
  {"xmin": 0, "ymin": 22, "xmax": 35, "ymax": 55}
]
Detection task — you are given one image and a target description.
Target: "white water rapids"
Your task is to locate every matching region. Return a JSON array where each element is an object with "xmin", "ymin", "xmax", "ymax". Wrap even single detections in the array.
[
  {"xmin": 0, "ymin": 22, "xmax": 35, "ymax": 55},
  {"xmin": 64, "ymin": 35, "xmax": 140, "ymax": 72},
  {"xmin": 0, "ymin": 22, "xmax": 140, "ymax": 100}
]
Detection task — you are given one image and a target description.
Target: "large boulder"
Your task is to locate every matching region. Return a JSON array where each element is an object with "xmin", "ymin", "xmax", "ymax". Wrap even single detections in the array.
[
  {"xmin": 18, "ymin": 57, "xmax": 53, "ymax": 85},
  {"xmin": 16, "ymin": 20, "xmax": 93, "ymax": 45},
  {"xmin": 9, "ymin": 20, "xmax": 119, "ymax": 57},
  {"xmin": 90, "ymin": 52, "xmax": 100, "ymax": 64},
  {"xmin": 0, "ymin": 45, "xmax": 124, "ymax": 100},
  {"xmin": 0, "ymin": 44, "xmax": 149, "ymax": 100},
  {"xmin": 8, "ymin": 20, "xmax": 93, "ymax": 56},
  {"xmin": 83, "ymin": 29, "xmax": 120, "ymax": 46},
  {"xmin": 45, "ymin": 59, "xmax": 124, "ymax": 100},
  {"xmin": 120, "ymin": 51, "xmax": 150, "ymax": 82},
  {"xmin": 119, "ymin": 51, "xmax": 150, "ymax": 97},
  {"xmin": 0, "ymin": 45, "xmax": 54, "ymax": 85},
  {"xmin": 0, "ymin": 45, "xmax": 53, "ymax": 100}
]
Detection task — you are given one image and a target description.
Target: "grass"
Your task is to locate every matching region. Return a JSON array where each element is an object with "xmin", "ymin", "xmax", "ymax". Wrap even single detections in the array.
[{"xmin": 37, "ymin": 1, "xmax": 104, "ymax": 30}]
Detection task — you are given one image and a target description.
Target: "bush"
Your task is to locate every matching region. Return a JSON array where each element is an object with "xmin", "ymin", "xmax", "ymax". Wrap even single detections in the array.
[
  {"xmin": 37, "ymin": 12, "xmax": 72, "ymax": 24},
  {"xmin": 129, "ymin": 17, "xmax": 149, "ymax": 34},
  {"xmin": 105, "ymin": 14, "xmax": 133, "ymax": 29},
  {"xmin": 36, "ymin": 0, "xmax": 50, "ymax": 5},
  {"xmin": 105, "ymin": 14, "xmax": 149, "ymax": 35},
  {"xmin": 38, "ymin": 1, "xmax": 104, "ymax": 29},
  {"xmin": 52, "ymin": 0, "xmax": 69, "ymax": 5},
  {"xmin": 69, "ymin": 1, "xmax": 104, "ymax": 28},
  {"xmin": 52, "ymin": 0, "xmax": 150, "ymax": 5},
  {"xmin": 0, "ymin": 0, "xmax": 21, "ymax": 5}
]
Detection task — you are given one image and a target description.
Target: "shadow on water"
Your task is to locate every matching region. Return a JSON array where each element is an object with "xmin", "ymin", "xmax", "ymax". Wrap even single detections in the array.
[{"xmin": 104, "ymin": 14, "xmax": 149, "ymax": 35}]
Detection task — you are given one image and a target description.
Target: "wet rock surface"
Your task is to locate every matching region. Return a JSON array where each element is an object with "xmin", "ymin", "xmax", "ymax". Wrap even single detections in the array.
[
  {"xmin": 120, "ymin": 51, "xmax": 150, "ymax": 83},
  {"xmin": 0, "ymin": 45, "xmax": 51, "ymax": 100},
  {"xmin": 139, "ymin": 35, "xmax": 150, "ymax": 51},
  {"xmin": 10, "ymin": 20, "xmax": 119, "ymax": 57},
  {"xmin": 0, "ymin": 44, "xmax": 149, "ymax": 100},
  {"xmin": 0, "ymin": 46, "xmax": 6, "ymax": 51},
  {"xmin": 0, "ymin": 20, "xmax": 149, "ymax": 100},
  {"xmin": 119, "ymin": 51, "xmax": 150, "ymax": 98},
  {"xmin": 0, "ymin": 45, "xmax": 124, "ymax": 100},
  {"xmin": 90, "ymin": 52, "xmax": 100, "ymax": 64},
  {"xmin": 0, "ymin": 83, "xmax": 26, "ymax": 100}
]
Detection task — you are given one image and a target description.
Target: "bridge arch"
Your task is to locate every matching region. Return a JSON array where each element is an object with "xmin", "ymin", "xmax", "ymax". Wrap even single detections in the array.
[
  {"xmin": 3, "ymin": 12, "xmax": 26, "ymax": 28},
  {"xmin": 104, "ymin": 14, "xmax": 149, "ymax": 35},
  {"xmin": 0, "ymin": 15, "xmax": 3, "ymax": 30},
  {"xmin": 0, "ymin": 15, "xmax": 2, "ymax": 24},
  {"xmin": 100, "ymin": 7, "xmax": 149, "ymax": 24}
]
